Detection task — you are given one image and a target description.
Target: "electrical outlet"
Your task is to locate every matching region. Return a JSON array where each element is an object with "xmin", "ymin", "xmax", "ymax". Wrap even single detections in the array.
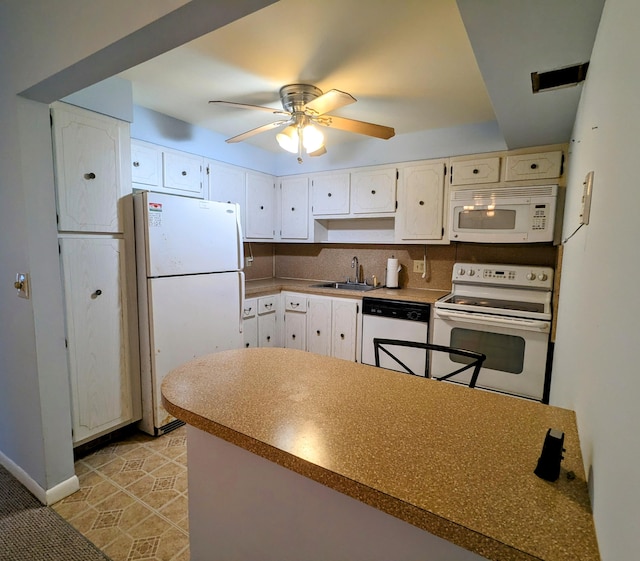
[
  {"xmin": 245, "ymin": 257, "xmax": 254, "ymax": 268},
  {"xmin": 579, "ymin": 171, "xmax": 594, "ymax": 225},
  {"xmin": 14, "ymin": 273, "xmax": 29, "ymax": 299},
  {"xmin": 413, "ymin": 260, "xmax": 425, "ymax": 274}
]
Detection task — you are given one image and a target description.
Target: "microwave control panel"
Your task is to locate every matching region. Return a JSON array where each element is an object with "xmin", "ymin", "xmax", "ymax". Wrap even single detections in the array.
[{"xmin": 531, "ymin": 203, "xmax": 551, "ymax": 231}]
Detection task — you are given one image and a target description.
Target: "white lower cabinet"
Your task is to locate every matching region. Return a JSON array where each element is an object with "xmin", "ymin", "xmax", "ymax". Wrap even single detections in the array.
[
  {"xmin": 60, "ymin": 236, "xmax": 141, "ymax": 445},
  {"xmin": 331, "ymin": 298, "xmax": 359, "ymax": 361},
  {"xmin": 257, "ymin": 295, "xmax": 280, "ymax": 347},
  {"xmin": 307, "ymin": 296, "xmax": 333, "ymax": 356},
  {"xmin": 242, "ymin": 298, "xmax": 258, "ymax": 348},
  {"xmin": 280, "ymin": 292, "xmax": 359, "ymax": 360}
]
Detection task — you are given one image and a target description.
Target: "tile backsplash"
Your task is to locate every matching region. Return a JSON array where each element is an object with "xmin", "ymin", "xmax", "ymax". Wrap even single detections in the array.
[{"xmin": 245, "ymin": 242, "xmax": 558, "ymax": 292}]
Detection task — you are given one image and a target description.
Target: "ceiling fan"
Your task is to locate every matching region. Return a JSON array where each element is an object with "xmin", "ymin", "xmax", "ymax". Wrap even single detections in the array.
[{"xmin": 209, "ymin": 84, "xmax": 395, "ymax": 162}]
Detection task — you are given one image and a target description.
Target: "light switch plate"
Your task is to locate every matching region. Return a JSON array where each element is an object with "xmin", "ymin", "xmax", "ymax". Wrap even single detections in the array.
[
  {"xmin": 579, "ymin": 171, "xmax": 594, "ymax": 225},
  {"xmin": 413, "ymin": 260, "xmax": 425, "ymax": 273}
]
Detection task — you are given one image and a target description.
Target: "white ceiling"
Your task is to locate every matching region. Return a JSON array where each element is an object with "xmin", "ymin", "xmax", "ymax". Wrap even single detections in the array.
[{"xmin": 118, "ymin": 0, "xmax": 605, "ymax": 153}]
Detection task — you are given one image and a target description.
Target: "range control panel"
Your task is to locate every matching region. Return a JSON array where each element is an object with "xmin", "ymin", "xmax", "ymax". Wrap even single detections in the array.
[{"xmin": 452, "ymin": 263, "xmax": 554, "ymax": 290}]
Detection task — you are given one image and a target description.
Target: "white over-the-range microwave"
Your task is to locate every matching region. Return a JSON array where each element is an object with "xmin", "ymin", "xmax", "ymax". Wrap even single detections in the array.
[{"xmin": 448, "ymin": 184, "xmax": 558, "ymax": 243}]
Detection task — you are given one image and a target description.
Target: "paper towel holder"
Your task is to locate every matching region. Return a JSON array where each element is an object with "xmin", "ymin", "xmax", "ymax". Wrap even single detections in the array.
[{"xmin": 385, "ymin": 257, "xmax": 401, "ymax": 289}]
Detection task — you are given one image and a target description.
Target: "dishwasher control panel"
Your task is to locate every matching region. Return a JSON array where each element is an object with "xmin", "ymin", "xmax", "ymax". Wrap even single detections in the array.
[{"xmin": 362, "ymin": 297, "xmax": 430, "ymax": 322}]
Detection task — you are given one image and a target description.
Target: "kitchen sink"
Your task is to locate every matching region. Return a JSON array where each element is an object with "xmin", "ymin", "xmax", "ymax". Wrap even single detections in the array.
[{"xmin": 310, "ymin": 282, "xmax": 380, "ymax": 292}]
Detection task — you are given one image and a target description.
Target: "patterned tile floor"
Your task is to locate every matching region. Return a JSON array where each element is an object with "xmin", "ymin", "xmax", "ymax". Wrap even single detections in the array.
[{"xmin": 53, "ymin": 426, "xmax": 189, "ymax": 561}]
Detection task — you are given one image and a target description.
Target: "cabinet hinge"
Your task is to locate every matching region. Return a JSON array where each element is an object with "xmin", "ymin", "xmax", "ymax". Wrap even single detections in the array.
[
  {"xmin": 50, "ymin": 113, "xmax": 53, "ymax": 127},
  {"xmin": 442, "ymin": 227, "xmax": 445, "ymax": 236},
  {"xmin": 444, "ymin": 163, "xmax": 447, "ymax": 176},
  {"xmin": 395, "ymin": 201, "xmax": 398, "ymax": 210},
  {"xmin": 396, "ymin": 170, "xmax": 399, "ymax": 180},
  {"xmin": 58, "ymin": 241, "xmax": 61, "ymax": 254},
  {"xmin": 450, "ymin": 165, "xmax": 453, "ymax": 182},
  {"xmin": 65, "ymin": 339, "xmax": 68, "ymax": 348},
  {"xmin": 206, "ymin": 165, "xmax": 210, "ymax": 175},
  {"xmin": 356, "ymin": 303, "xmax": 360, "ymax": 314}
]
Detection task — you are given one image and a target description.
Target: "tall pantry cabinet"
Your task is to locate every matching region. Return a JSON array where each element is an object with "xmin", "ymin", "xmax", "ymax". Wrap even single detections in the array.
[{"xmin": 51, "ymin": 102, "xmax": 141, "ymax": 446}]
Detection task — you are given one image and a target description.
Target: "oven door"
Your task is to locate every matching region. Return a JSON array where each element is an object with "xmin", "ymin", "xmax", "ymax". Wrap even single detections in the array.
[{"xmin": 431, "ymin": 309, "xmax": 550, "ymax": 400}]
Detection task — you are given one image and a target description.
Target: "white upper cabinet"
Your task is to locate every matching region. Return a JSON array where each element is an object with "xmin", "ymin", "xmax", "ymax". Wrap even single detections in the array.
[
  {"xmin": 130, "ymin": 140, "xmax": 204, "ymax": 199},
  {"xmin": 245, "ymin": 171, "xmax": 276, "ymax": 239},
  {"xmin": 162, "ymin": 149, "xmax": 204, "ymax": 197},
  {"xmin": 504, "ymin": 151, "xmax": 563, "ymax": 182},
  {"xmin": 206, "ymin": 159, "xmax": 246, "ymax": 234},
  {"xmin": 131, "ymin": 140, "xmax": 160, "ymax": 187},
  {"xmin": 450, "ymin": 147, "xmax": 565, "ymax": 188},
  {"xmin": 450, "ymin": 156, "xmax": 500, "ymax": 186},
  {"xmin": 350, "ymin": 167, "xmax": 397, "ymax": 214},
  {"xmin": 52, "ymin": 102, "xmax": 130, "ymax": 233},
  {"xmin": 311, "ymin": 173, "xmax": 350, "ymax": 215},
  {"xmin": 279, "ymin": 176, "xmax": 309, "ymax": 240},
  {"xmin": 396, "ymin": 160, "xmax": 447, "ymax": 242}
]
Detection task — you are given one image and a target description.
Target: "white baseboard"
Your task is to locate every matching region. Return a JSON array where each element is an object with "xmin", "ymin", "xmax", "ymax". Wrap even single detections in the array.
[{"xmin": 0, "ymin": 450, "xmax": 79, "ymax": 505}]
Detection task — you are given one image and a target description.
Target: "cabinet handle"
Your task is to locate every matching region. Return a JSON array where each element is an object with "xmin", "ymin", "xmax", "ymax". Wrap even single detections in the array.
[
  {"xmin": 316, "ymin": 330, "xmax": 321, "ymax": 335},
  {"xmin": 260, "ymin": 205, "xmax": 264, "ymax": 210},
  {"xmin": 472, "ymin": 168, "xmax": 479, "ymax": 174},
  {"xmin": 133, "ymin": 161, "xmax": 140, "ymax": 167},
  {"xmin": 371, "ymin": 189, "xmax": 376, "ymax": 194},
  {"xmin": 245, "ymin": 342, "xmax": 250, "ymax": 348},
  {"xmin": 266, "ymin": 335, "xmax": 271, "ymax": 342},
  {"xmin": 264, "ymin": 303, "xmax": 272, "ymax": 309},
  {"xmin": 290, "ymin": 302, "xmax": 299, "ymax": 308},
  {"xmin": 181, "ymin": 170, "xmax": 187, "ymax": 176},
  {"xmin": 530, "ymin": 163, "xmax": 538, "ymax": 170},
  {"xmin": 340, "ymin": 333, "xmax": 345, "ymax": 339},
  {"xmin": 292, "ymin": 334, "xmax": 296, "ymax": 339},
  {"xmin": 291, "ymin": 207, "xmax": 295, "ymax": 211},
  {"xmin": 419, "ymin": 200, "xmax": 425, "ymax": 205},
  {"xmin": 84, "ymin": 172, "xmax": 96, "ymax": 180},
  {"xmin": 92, "ymin": 289, "xmax": 102, "ymax": 298},
  {"xmin": 327, "ymin": 192, "xmax": 332, "ymax": 197}
]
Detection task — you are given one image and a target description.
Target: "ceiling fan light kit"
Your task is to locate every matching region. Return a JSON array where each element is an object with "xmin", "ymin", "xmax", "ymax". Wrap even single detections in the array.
[{"xmin": 209, "ymin": 83, "xmax": 395, "ymax": 163}]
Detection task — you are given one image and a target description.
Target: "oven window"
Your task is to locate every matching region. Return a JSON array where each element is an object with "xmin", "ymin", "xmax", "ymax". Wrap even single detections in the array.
[
  {"xmin": 450, "ymin": 328, "xmax": 525, "ymax": 374},
  {"xmin": 458, "ymin": 209, "xmax": 516, "ymax": 230}
]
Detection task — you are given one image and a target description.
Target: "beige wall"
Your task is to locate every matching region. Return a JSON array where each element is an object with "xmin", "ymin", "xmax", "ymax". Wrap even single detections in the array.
[{"xmin": 245, "ymin": 242, "xmax": 558, "ymax": 291}]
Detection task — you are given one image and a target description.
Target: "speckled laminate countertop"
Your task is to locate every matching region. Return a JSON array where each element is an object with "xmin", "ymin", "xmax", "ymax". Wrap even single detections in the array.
[
  {"xmin": 246, "ymin": 277, "xmax": 449, "ymax": 303},
  {"xmin": 162, "ymin": 348, "xmax": 600, "ymax": 561}
]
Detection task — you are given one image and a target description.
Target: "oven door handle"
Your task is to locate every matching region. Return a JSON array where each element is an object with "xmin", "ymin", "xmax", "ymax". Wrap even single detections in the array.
[{"xmin": 434, "ymin": 309, "xmax": 550, "ymax": 332}]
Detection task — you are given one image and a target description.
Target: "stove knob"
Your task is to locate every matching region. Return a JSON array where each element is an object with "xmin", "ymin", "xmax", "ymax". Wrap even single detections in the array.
[
  {"xmin": 458, "ymin": 268, "xmax": 466, "ymax": 276},
  {"xmin": 538, "ymin": 273, "xmax": 548, "ymax": 282},
  {"xmin": 526, "ymin": 272, "xmax": 536, "ymax": 281},
  {"xmin": 468, "ymin": 270, "xmax": 476, "ymax": 277}
]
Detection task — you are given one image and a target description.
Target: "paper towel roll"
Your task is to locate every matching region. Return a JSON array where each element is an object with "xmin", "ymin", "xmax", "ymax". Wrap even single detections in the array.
[{"xmin": 386, "ymin": 258, "xmax": 400, "ymax": 288}]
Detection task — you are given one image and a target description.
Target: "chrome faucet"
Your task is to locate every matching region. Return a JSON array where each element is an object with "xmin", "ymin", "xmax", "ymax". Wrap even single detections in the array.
[{"xmin": 351, "ymin": 256, "xmax": 361, "ymax": 284}]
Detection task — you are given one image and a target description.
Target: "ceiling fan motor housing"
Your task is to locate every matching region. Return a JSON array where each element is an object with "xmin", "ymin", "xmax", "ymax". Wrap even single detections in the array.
[{"xmin": 279, "ymin": 84, "xmax": 323, "ymax": 113}]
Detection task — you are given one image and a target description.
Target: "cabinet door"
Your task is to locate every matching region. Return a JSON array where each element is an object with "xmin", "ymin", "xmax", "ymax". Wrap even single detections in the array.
[
  {"xmin": 284, "ymin": 311, "xmax": 307, "ymax": 350},
  {"xmin": 131, "ymin": 140, "xmax": 160, "ymax": 187},
  {"xmin": 311, "ymin": 173, "xmax": 350, "ymax": 215},
  {"xmin": 52, "ymin": 103, "xmax": 129, "ymax": 233},
  {"xmin": 351, "ymin": 168, "xmax": 397, "ymax": 213},
  {"xmin": 246, "ymin": 172, "xmax": 275, "ymax": 239},
  {"xmin": 307, "ymin": 296, "xmax": 332, "ymax": 356},
  {"xmin": 60, "ymin": 237, "xmax": 139, "ymax": 444},
  {"xmin": 243, "ymin": 298, "xmax": 258, "ymax": 349},
  {"xmin": 450, "ymin": 157, "xmax": 500, "ymax": 186},
  {"xmin": 504, "ymin": 151, "xmax": 563, "ymax": 181},
  {"xmin": 396, "ymin": 162, "xmax": 446, "ymax": 241},
  {"xmin": 207, "ymin": 160, "xmax": 246, "ymax": 234},
  {"xmin": 331, "ymin": 298, "xmax": 359, "ymax": 361},
  {"xmin": 258, "ymin": 312, "xmax": 278, "ymax": 347},
  {"xmin": 280, "ymin": 176, "xmax": 309, "ymax": 240},
  {"xmin": 162, "ymin": 150, "xmax": 204, "ymax": 197}
]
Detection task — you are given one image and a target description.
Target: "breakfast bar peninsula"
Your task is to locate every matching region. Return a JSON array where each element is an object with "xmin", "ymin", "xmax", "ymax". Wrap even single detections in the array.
[{"xmin": 161, "ymin": 348, "xmax": 599, "ymax": 561}]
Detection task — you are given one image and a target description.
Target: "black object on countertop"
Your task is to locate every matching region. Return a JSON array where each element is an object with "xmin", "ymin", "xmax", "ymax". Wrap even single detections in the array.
[{"xmin": 534, "ymin": 428, "xmax": 565, "ymax": 482}]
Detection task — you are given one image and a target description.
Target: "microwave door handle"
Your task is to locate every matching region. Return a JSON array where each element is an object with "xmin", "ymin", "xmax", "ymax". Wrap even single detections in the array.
[{"xmin": 435, "ymin": 309, "xmax": 550, "ymax": 332}]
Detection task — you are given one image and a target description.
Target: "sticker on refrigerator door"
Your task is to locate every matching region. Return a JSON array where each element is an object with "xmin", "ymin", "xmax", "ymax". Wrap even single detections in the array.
[{"xmin": 148, "ymin": 202, "xmax": 162, "ymax": 227}]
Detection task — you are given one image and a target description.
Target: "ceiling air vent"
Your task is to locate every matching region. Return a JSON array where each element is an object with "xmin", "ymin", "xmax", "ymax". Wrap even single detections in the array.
[{"xmin": 531, "ymin": 62, "xmax": 589, "ymax": 93}]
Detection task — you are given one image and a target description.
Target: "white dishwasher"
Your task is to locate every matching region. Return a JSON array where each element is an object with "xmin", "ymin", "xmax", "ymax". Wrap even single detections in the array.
[{"xmin": 361, "ymin": 297, "xmax": 430, "ymax": 376}]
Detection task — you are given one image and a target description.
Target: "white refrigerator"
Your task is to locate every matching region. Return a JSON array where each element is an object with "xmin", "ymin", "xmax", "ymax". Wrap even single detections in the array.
[{"xmin": 134, "ymin": 191, "xmax": 244, "ymax": 435}]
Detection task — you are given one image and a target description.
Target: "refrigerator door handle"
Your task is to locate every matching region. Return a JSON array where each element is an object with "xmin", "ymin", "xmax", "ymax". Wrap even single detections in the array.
[
  {"xmin": 235, "ymin": 203, "xmax": 244, "ymax": 270},
  {"xmin": 239, "ymin": 271, "xmax": 245, "ymax": 334}
]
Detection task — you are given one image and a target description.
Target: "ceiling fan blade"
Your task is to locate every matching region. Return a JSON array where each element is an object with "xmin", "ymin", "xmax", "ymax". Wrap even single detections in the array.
[
  {"xmin": 304, "ymin": 89, "xmax": 356, "ymax": 116},
  {"xmin": 226, "ymin": 120, "xmax": 291, "ymax": 143},
  {"xmin": 315, "ymin": 115, "xmax": 395, "ymax": 139},
  {"xmin": 209, "ymin": 100, "xmax": 289, "ymax": 116}
]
